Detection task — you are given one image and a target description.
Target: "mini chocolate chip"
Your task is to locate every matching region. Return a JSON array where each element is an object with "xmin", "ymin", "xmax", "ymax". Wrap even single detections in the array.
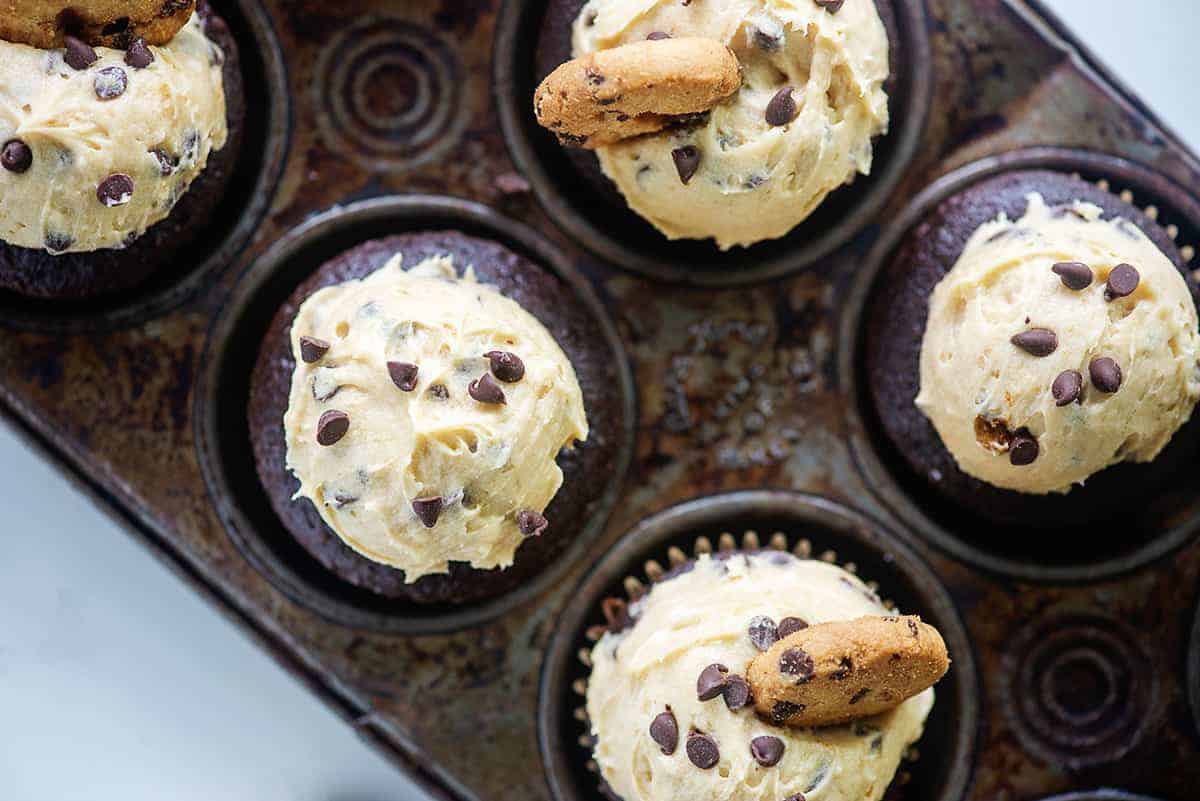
[
  {"xmin": 672, "ymin": 146, "xmax": 700, "ymax": 185},
  {"xmin": 646, "ymin": 31, "xmax": 671, "ymax": 40},
  {"xmin": 517, "ymin": 509, "xmax": 548, "ymax": 537},
  {"xmin": 1011, "ymin": 328, "xmax": 1058, "ymax": 357},
  {"xmin": 299, "ymin": 336, "xmax": 330, "ymax": 363},
  {"xmin": 150, "ymin": 148, "xmax": 178, "ymax": 175},
  {"xmin": 96, "ymin": 173, "xmax": 134, "ymax": 207},
  {"xmin": 428, "ymin": 383, "xmax": 449, "ymax": 399},
  {"xmin": 1052, "ymin": 261, "xmax": 1093, "ymax": 290},
  {"xmin": 1052, "ymin": 369, "xmax": 1083, "ymax": 406},
  {"xmin": 1010, "ymin": 431, "xmax": 1039, "ymax": 466},
  {"xmin": 765, "ymin": 86, "xmax": 797, "ymax": 127},
  {"xmin": 770, "ymin": 701, "xmax": 804, "ymax": 724},
  {"xmin": 44, "ymin": 231, "xmax": 73, "ymax": 253},
  {"xmin": 753, "ymin": 28, "xmax": 781, "ymax": 51},
  {"xmin": 63, "ymin": 35, "xmax": 97, "ymax": 70},
  {"xmin": 649, "ymin": 710, "xmax": 678, "ymax": 754},
  {"xmin": 412, "ymin": 496, "xmax": 444, "ymax": 528},
  {"xmin": 484, "ymin": 350, "xmax": 525, "ymax": 382},
  {"xmin": 468, "ymin": 373, "xmax": 506, "ymax": 405},
  {"xmin": 388, "ymin": 361, "xmax": 419, "ymax": 391},
  {"xmin": 686, "ymin": 733, "xmax": 719, "ymax": 769},
  {"xmin": 749, "ymin": 735, "xmax": 784, "ymax": 767},
  {"xmin": 784, "ymin": 795, "xmax": 807, "ymax": 801},
  {"xmin": 849, "ymin": 688, "xmax": 870, "ymax": 705},
  {"xmin": 125, "ymin": 37, "xmax": 154, "ymax": 68},
  {"xmin": 815, "ymin": 0, "xmax": 844, "ymax": 11},
  {"xmin": 780, "ymin": 648, "xmax": 815, "ymax": 681},
  {"xmin": 1, "ymin": 139, "xmax": 32, "ymax": 173},
  {"xmin": 1106, "ymin": 263, "xmax": 1140, "ymax": 299},
  {"xmin": 722, "ymin": 675, "xmax": 751, "ymax": 710},
  {"xmin": 697, "ymin": 663, "xmax": 730, "ymax": 701},
  {"xmin": 1090, "ymin": 357, "xmax": 1123, "ymax": 393},
  {"xmin": 777, "ymin": 617, "xmax": 808, "ymax": 638},
  {"xmin": 316, "ymin": 410, "xmax": 350, "ymax": 446},
  {"xmin": 748, "ymin": 615, "xmax": 779, "ymax": 651},
  {"xmin": 831, "ymin": 656, "xmax": 853, "ymax": 680},
  {"xmin": 94, "ymin": 67, "xmax": 128, "ymax": 100}
]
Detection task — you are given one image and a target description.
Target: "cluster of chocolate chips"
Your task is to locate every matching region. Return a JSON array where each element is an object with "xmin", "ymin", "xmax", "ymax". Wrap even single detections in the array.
[
  {"xmin": 697, "ymin": 663, "xmax": 752, "ymax": 710},
  {"xmin": 1000, "ymin": 260, "xmax": 1139, "ymax": 466}
]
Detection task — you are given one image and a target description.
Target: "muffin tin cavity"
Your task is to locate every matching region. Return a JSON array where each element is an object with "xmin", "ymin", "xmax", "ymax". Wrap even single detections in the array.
[
  {"xmin": 538, "ymin": 490, "xmax": 977, "ymax": 801},
  {"xmin": 493, "ymin": 0, "xmax": 932, "ymax": 286},
  {"xmin": 841, "ymin": 147, "xmax": 1200, "ymax": 582},
  {"xmin": 194, "ymin": 196, "xmax": 635, "ymax": 634},
  {"xmin": 0, "ymin": 0, "xmax": 287, "ymax": 333}
]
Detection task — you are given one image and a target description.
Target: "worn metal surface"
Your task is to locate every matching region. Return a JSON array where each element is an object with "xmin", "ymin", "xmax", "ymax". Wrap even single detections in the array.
[{"xmin": 1, "ymin": 1, "xmax": 1199, "ymax": 800}]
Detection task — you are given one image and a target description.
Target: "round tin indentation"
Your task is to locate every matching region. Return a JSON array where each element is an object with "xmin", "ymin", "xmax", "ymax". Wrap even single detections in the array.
[
  {"xmin": 194, "ymin": 196, "xmax": 635, "ymax": 634},
  {"xmin": 0, "ymin": 0, "xmax": 289, "ymax": 333},
  {"xmin": 840, "ymin": 147, "xmax": 1200, "ymax": 582},
  {"xmin": 1003, "ymin": 613, "xmax": 1155, "ymax": 768},
  {"xmin": 493, "ymin": 0, "xmax": 932, "ymax": 286},
  {"xmin": 315, "ymin": 17, "xmax": 469, "ymax": 172},
  {"xmin": 539, "ymin": 490, "xmax": 978, "ymax": 801}
]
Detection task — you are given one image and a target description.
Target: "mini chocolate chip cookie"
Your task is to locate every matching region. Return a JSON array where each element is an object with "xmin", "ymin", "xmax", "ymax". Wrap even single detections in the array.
[{"xmin": 0, "ymin": 0, "xmax": 195, "ymax": 49}]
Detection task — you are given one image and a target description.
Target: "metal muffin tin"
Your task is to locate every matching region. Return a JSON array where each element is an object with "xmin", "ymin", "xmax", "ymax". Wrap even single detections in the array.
[{"xmin": 2, "ymin": 1, "xmax": 1199, "ymax": 799}]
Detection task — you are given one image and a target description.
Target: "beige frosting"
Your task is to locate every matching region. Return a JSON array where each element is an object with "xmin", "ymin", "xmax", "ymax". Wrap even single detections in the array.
[
  {"xmin": 572, "ymin": 0, "xmax": 889, "ymax": 250},
  {"xmin": 916, "ymin": 193, "xmax": 1200, "ymax": 494},
  {"xmin": 0, "ymin": 13, "xmax": 227, "ymax": 253},
  {"xmin": 283, "ymin": 254, "xmax": 589, "ymax": 582},
  {"xmin": 587, "ymin": 554, "xmax": 933, "ymax": 801}
]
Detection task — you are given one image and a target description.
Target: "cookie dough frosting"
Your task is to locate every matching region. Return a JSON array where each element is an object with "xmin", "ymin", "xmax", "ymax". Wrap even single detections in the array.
[
  {"xmin": 283, "ymin": 254, "xmax": 589, "ymax": 582},
  {"xmin": 0, "ymin": 13, "xmax": 227, "ymax": 253},
  {"xmin": 916, "ymin": 193, "xmax": 1200, "ymax": 495},
  {"xmin": 572, "ymin": 0, "xmax": 889, "ymax": 250},
  {"xmin": 587, "ymin": 553, "xmax": 933, "ymax": 801}
]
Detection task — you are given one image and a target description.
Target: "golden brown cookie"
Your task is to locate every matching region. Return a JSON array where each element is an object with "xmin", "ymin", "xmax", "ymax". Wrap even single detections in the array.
[
  {"xmin": 533, "ymin": 37, "xmax": 741, "ymax": 149},
  {"xmin": 0, "ymin": 0, "xmax": 194, "ymax": 49},
  {"xmin": 747, "ymin": 615, "xmax": 950, "ymax": 727}
]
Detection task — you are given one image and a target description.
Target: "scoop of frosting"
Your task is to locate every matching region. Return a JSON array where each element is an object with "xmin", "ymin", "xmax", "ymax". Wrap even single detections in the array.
[
  {"xmin": 572, "ymin": 0, "xmax": 889, "ymax": 250},
  {"xmin": 283, "ymin": 253, "xmax": 589, "ymax": 582},
  {"xmin": 916, "ymin": 193, "xmax": 1200, "ymax": 494},
  {"xmin": 587, "ymin": 553, "xmax": 933, "ymax": 801},
  {"xmin": 0, "ymin": 13, "xmax": 227, "ymax": 253}
]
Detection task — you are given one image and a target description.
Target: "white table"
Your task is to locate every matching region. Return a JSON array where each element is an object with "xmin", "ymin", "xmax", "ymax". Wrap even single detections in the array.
[{"xmin": 3, "ymin": 2, "xmax": 1199, "ymax": 798}]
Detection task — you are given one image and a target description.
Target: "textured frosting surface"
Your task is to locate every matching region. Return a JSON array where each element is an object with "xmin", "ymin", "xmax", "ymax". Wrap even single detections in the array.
[
  {"xmin": 284, "ymin": 254, "xmax": 589, "ymax": 582},
  {"xmin": 916, "ymin": 193, "xmax": 1200, "ymax": 494},
  {"xmin": 587, "ymin": 553, "xmax": 933, "ymax": 801},
  {"xmin": 0, "ymin": 13, "xmax": 227, "ymax": 253},
  {"xmin": 572, "ymin": 0, "xmax": 889, "ymax": 250}
]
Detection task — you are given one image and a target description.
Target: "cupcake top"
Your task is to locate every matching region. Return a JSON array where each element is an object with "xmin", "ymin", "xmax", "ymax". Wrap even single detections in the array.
[
  {"xmin": 916, "ymin": 192, "xmax": 1200, "ymax": 495},
  {"xmin": 571, "ymin": 0, "xmax": 889, "ymax": 250},
  {"xmin": 587, "ymin": 553, "xmax": 934, "ymax": 801},
  {"xmin": 283, "ymin": 253, "xmax": 589, "ymax": 583},
  {"xmin": 0, "ymin": 13, "xmax": 227, "ymax": 253}
]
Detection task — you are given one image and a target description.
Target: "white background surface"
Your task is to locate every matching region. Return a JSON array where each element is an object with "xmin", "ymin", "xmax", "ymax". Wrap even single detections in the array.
[{"xmin": 3, "ymin": 2, "xmax": 1200, "ymax": 799}]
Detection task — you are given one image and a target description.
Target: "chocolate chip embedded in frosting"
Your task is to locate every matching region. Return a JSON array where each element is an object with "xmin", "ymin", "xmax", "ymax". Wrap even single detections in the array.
[
  {"xmin": 748, "ymin": 615, "xmax": 779, "ymax": 651},
  {"xmin": 1052, "ymin": 369, "xmax": 1083, "ymax": 406},
  {"xmin": 63, "ymin": 35, "xmax": 98, "ymax": 70},
  {"xmin": 427, "ymin": 383, "xmax": 449, "ymax": 400},
  {"xmin": 125, "ymin": 38, "xmax": 154, "ymax": 69},
  {"xmin": 150, "ymin": 148, "xmax": 178, "ymax": 176},
  {"xmin": 815, "ymin": 0, "xmax": 845, "ymax": 12},
  {"xmin": 749, "ymin": 735, "xmax": 784, "ymax": 767},
  {"xmin": 697, "ymin": 663, "xmax": 730, "ymax": 701},
  {"xmin": 1090, "ymin": 357, "xmax": 1123, "ymax": 393},
  {"xmin": 299, "ymin": 336, "xmax": 330, "ymax": 363},
  {"xmin": 685, "ymin": 732, "xmax": 720, "ymax": 770},
  {"xmin": 1052, "ymin": 261, "xmax": 1093, "ymax": 290},
  {"xmin": 1009, "ymin": 430, "xmax": 1039, "ymax": 466},
  {"xmin": 516, "ymin": 509, "xmax": 548, "ymax": 537},
  {"xmin": 485, "ymin": 350, "xmax": 525, "ymax": 382},
  {"xmin": 316, "ymin": 409, "xmax": 350, "ymax": 446},
  {"xmin": 96, "ymin": 174, "xmax": 134, "ymax": 207},
  {"xmin": 779, "ymin": 647, "xmax": 815, "ymax": 682},
  {"xmin": 412, "ymin": 495, "xmax": 444, "ymax": 528},
  {"xmin": 765, "ymin": 86, "xmax": 797, "ymax": 127},
  {"xmin": 784, "ymin": 794, "xmax": 807, "ymax": 801},
  {"xmin": 1, "ymin": 139, "xmax": 32, "ymax": 173},
  {"xmin": 672, "ymin": 146, "xmax": 701, "ymax": 185},
  {"xmin": 649, "ymin": 709, "xmax": 678, "ymax": 755},
  {"xmin": 646, "ymin": 31, "xmax": 672, "ymax": 40},
  {"xmin": 1011, "ymin": 328, "xmax": 1058, "ymax": 357},
  {"xmin": 387, "ymin": 361, "xmax": 420, "ymax": 391},
  {"xmin": 722, "ymin": 675, "xmax": 752, "ymax": 710},
  {"xmin": 777, "ymin": 616, "xmax": 808, "ymax": 639},
  {"xmin": 94, "ymin": 67, "xmax": 128, "ymax": 100},
  {"xmin": 468, "ymin": 373, "xmax": 506, "ymax": 405},
  {"xmin": 1106, "ymin": 263, "xmax": 1141, "ymax": 299}
]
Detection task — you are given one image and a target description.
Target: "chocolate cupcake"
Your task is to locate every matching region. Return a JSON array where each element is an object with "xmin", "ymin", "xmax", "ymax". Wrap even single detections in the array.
[
  {"xmin": 0, "ymin": 2, "xmax": 245, "ymax": 299},
  {"xmin": 581, "ymin": 545, "xmax": 948, "ymax": 801},
  {"xmin": 532, "ymin": 0, "xmax": 897, "ymax": 251},
  {"xmin": 248, "ymin": 231, "xmax": 623, "ymax": 605},
  {"xmin": 866, "ymin": 169, "xmax": 1200, "ymax": 526}
]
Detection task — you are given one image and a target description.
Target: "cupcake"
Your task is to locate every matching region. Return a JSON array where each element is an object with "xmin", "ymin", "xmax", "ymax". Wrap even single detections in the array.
[
  {"xmin": 532, "ymin": 0, "xmax": 892, "ymax": 250},
  {"xmin": 866, "ymin": 169, "xmax": 1200, "ymax": 525},
  {"xmin": 584, "ymin": 550, "xmax": 949, "ymax": 801},
  {"xmin": 0, "ymin": 1, "xmax": 244, "ymax": 299},
  {"xmin": 248, "ymin": 231, "xmax": 623, "ymax": 605}
]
